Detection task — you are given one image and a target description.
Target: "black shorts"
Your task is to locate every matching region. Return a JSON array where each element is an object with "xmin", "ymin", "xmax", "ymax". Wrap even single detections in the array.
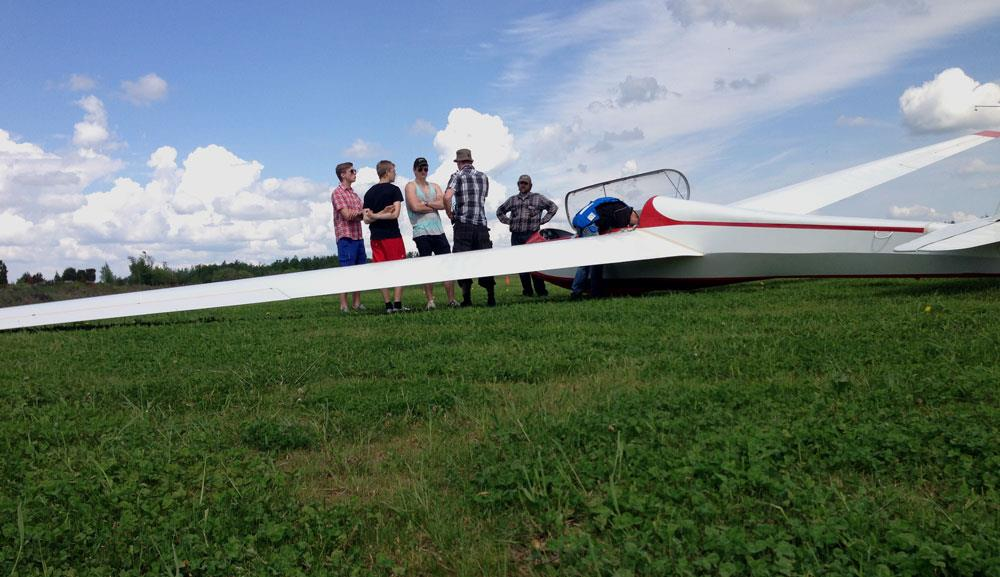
[
  {"xmin": 452, "ymin": 222, "xmax": 492, "ymax": 253},
  {"xmin": 414, "ymin": 234, "xmax": 451, "ymax": 257}
]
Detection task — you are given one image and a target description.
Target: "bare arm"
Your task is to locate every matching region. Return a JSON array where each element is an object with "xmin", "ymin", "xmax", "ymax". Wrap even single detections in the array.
[
  {"xmin": 339, "ymin": 206, "xmax": 361, "ymax": 221},
  {"xmin": 372, "ymin": 201, "xmax": 401, "ymax": 220},
  {"xmin": 425, "ymin": 183, "xmax": 446, "ymax": 210},
  {"xmin": 405, "ymin": 182, "xmax": 434, "ymax": 214},
  {"xmin": 444, "ymin": 188, "xmax": 455, "ymax": 221}
]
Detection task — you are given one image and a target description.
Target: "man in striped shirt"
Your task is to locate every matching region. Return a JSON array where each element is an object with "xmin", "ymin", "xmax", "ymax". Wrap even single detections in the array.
[
  {"xmin": 444, "ymin": 148, "xmax": 496, "ymax": 307},
  {"xmin": 496, "ymin": 174, "xmax": 559, "ymax": 297}
]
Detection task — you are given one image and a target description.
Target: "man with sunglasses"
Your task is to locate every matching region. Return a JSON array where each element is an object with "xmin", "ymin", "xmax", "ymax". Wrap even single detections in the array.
[
  {"xmin": 496, "ymin": 174, "xmax": 559, "ymax": 297},
  {"xmin": 331, "ymin": 161, "xmax": 366, "ymax": 312},
  {"xmin": 404, "ymin": 157, "xmax": 459, "ymax": 309}
]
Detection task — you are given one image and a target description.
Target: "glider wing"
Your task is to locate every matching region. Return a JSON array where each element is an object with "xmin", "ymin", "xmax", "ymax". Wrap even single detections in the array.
[
  {"xmin": 0, "ymin": 230, "xmax": 701, "ymax": 330},
  {"xmin": 732, "ymin": 131, "xmax": 1000, "ymax": 215}
]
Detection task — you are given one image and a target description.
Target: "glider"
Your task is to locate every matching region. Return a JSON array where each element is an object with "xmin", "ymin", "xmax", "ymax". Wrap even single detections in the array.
[{"xmin": 1, "ymin": 131, "xmax": 998, "ymax": 330}]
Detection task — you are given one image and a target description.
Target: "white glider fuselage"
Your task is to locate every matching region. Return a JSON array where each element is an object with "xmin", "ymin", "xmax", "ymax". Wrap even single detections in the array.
[{"xmin": 535, "ymin": 196, "xmax": 1000, "ymax": 291}]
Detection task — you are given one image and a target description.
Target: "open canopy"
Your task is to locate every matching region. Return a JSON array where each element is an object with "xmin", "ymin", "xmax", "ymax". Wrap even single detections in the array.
[{"xmin": 563, "ymin": 169, "xmax": 690, "ymax": 225}]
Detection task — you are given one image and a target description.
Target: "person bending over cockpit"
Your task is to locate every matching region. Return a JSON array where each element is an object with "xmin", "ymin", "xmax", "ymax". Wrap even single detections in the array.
[{"xmin": 570, "ymin": 197, "xmax": 639, "ymax": 300}]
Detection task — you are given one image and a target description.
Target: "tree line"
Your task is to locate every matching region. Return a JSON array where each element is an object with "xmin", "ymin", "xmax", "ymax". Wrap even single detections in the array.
[{"xmin": 0, "ymin": 254, "xmax": 342, "ymax": 288}]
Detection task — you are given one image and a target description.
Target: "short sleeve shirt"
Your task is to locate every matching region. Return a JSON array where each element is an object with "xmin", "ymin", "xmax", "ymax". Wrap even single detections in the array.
[
  {"xmin": 363, "ymin": 182, "xmax": 404, "ymax": 240},
  {"xmin": 331, "ymin": 184, "xmax": 363, "ymax": 241},
  {"xmin": 446, "ymin": 165, "xmax": 489, "ymax": 227}
]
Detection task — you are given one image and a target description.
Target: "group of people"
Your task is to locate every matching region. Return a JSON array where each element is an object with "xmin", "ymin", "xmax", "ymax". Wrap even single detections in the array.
[{"xmin": 331, "ymin": 148, "xmax": 560, "ymax": 313}]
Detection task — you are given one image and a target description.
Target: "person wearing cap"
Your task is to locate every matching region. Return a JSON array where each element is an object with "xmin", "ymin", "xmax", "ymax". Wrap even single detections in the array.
[
  {"xmin": 496, "ymin": 174, "xmax": 559, "ymax": 297},
  {"xmin": 362, "ymin": 160, "xmax": 408, "ymax": 313},
  {"xmin": 331, "ymin": 161, "xmax": 366, "ymax": 313},
  {"xmin": 443, "ymin": 148, "xmax": 496, "ymax": 307},
  {"xmin": 404, "ymin": 157, "xmax": 459, "ymax": 309}
]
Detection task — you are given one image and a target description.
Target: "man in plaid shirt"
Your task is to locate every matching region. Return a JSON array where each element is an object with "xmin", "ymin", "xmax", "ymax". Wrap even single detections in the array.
[
  {"xmin": 444, "ymin": 148, "xmax": 496, "ymax": 307},
  {"xmin": 496, "ymin": 174, "xmax": 559, "ymax": 297},
  {"xmin": 331, "ymin": 161, "xmax": 366, "ymax": 312}
]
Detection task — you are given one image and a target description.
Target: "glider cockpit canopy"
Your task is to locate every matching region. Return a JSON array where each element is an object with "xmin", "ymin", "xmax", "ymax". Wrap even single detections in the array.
[{"xmin": 563, "ymin": 169, "xmax": 690, "ymax": 227}]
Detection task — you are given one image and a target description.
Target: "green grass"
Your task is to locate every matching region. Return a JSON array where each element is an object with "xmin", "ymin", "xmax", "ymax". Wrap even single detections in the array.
[{"xmin": 1, "ymin": 278, "xmax": 998, "ymax": 576}]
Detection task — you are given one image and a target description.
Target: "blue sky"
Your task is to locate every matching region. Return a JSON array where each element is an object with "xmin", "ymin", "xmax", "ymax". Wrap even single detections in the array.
[{"xmin": 2, "ymin": 0, "xmax": 999, "ymax": 277}]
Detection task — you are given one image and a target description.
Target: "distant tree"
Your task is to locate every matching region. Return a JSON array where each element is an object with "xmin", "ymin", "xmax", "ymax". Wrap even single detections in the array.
[
  {"xmin": 82, "ymin": 268, "xmax": 96, "ymax": 283},
  {"xmin": 127, "ymin": 252, "xmax": 177, "ymax": 285},
  {"xmin": 99, "ymin": 263, "xmax": 115, "ymax": 284},
  {"xmin": 0, "ymin": 259, "xmax": 7, "ymax": 287},
  {"xmin": 127, "ymin": 252, "xmax": 155, "ymax": 285},
  {"xmin": 18, "ymin": 272, "xmax": 44, "ymax": 285},
  {"xmin": 61, "ymin": 267, "xmax": 77, "ymax": 282},
  {"xmin": 54, "ymin": 272, "xmax": 62, "ymax": 282}
]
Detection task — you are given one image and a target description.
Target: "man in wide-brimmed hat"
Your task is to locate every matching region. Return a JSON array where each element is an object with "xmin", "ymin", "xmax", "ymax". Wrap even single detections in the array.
[{"xmin": 444, "ymin": 148, "xmax": 496, "ymax": 307}]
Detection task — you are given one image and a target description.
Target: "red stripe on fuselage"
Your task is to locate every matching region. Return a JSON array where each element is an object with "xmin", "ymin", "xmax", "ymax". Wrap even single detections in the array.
[
  {"xmin": 637, "ymin": 198, "xmax": 925, "ymax": 233},
  {"xmin": 975, "ymin": 130, "xmax": 1000, "ymax": 138}
]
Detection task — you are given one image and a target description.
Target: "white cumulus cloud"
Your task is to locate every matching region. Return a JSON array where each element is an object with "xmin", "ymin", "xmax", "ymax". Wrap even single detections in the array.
[
  {"xmin": 122, "ymin": 73, "xmax": 169, "ymax": 105},
  {"xmin": 900, "ymin": 67, "xmax": 1000, "ymax": 133},
  {"xmin": 73, "ymin": 95, "xmax": 110, "ymax": 148},
  {"xmin": 431, "ymin": 108, "xmax": 519, "ymax": 175}
]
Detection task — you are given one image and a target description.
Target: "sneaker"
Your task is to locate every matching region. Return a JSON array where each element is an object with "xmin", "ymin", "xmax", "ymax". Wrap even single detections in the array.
[
  {"xmin": 385, "ymin": 307, "xmax": 396, "ymax": 314},
  {"xmin": 448, "ymin": 300, "xmax": 461, "ymax": 308},
  {"xmin": 340, "ymin": 306, "xmax": 350, "ymax": 313},
  {"xmin": 395, "ymin": 305, "xmax": 411, "ymax": 313},
  {"xmin": 460, "ymin": 300, "xmax": 472, "ymax": 308},
  {"xmin": 426, "ymin": 300, "xmax": 436, "ymax": 310},
  {"xmin": 486, "ymin": 297, "xmax": 497, "ymax": 307},
  {"xmin": 537, "ymin": 291, "xmax": 549, "ymax": 297},
  {"xmin": 569, "ymin": 292, "xmax": 583, "ymax": 301},
  {"xmin": 353, "ymin": 304, "xmax": 366, "ymax": 312},
  {"xmin": 522, "ymin": 291, "xmax": 535, "ymax": 297}
]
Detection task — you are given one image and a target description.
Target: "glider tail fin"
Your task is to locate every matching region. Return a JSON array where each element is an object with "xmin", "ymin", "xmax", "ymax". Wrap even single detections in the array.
[{"xmin": 894, "ymin": 215, "xmax": 1000, "ymax": 252}]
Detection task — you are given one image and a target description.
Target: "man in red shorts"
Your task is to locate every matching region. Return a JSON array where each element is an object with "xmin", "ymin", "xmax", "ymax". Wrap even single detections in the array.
[{"xmin": 363, "ymin": 160, "xmax": 408, "ymax": 313}]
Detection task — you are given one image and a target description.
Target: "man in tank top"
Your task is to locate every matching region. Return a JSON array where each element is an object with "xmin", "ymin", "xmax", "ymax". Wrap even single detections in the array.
[{"xmin": 404, "ymin": 157, "xmax": 459, "ymax": 310}]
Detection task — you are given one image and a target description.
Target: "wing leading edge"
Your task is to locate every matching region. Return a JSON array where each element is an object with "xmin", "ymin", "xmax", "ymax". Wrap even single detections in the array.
[
  {"xmin": 0, "ymin": 230, "xmax": 701, "ymax": 330},
  {"xmin": 732, "ymin": 131, "xmax": 1000, "ymax": 215}
]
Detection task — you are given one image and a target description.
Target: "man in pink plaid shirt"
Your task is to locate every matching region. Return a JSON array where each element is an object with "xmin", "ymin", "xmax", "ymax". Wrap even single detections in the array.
[{"xmin": 331, "ymin": 161, "xmax": 366, "ymax": 312}]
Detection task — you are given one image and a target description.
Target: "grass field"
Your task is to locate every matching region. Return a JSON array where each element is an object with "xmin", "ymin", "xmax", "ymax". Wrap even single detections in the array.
[{"xmin": 1, "ymin": 278, "xmax": 998, "ymax": 576}]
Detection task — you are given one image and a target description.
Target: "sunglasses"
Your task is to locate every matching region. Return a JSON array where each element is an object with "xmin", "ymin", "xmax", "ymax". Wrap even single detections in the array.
[
  {"xmin": 348, "ymin": 169, "xmax": 357, "ymax": 174},
  {"xmin": 517, "ymin": 182, "xmax": 529, "ymax": 186},
  {"xmin": 416, "ymin": 166, "xmax": 428, "ymax": 172}
]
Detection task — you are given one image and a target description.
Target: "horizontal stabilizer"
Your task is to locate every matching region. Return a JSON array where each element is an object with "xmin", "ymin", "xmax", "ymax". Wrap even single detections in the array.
[
  {"xmin": 894, "ymin": 216, "xmax": 1000, "ymax": 252},
  {"xmin": 0, "ymin": 230, "xmax": 700, "ymax": 330},
  {"xmin": 733, "ymin": 131, "xmax": 999, "ymax": 215}
]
